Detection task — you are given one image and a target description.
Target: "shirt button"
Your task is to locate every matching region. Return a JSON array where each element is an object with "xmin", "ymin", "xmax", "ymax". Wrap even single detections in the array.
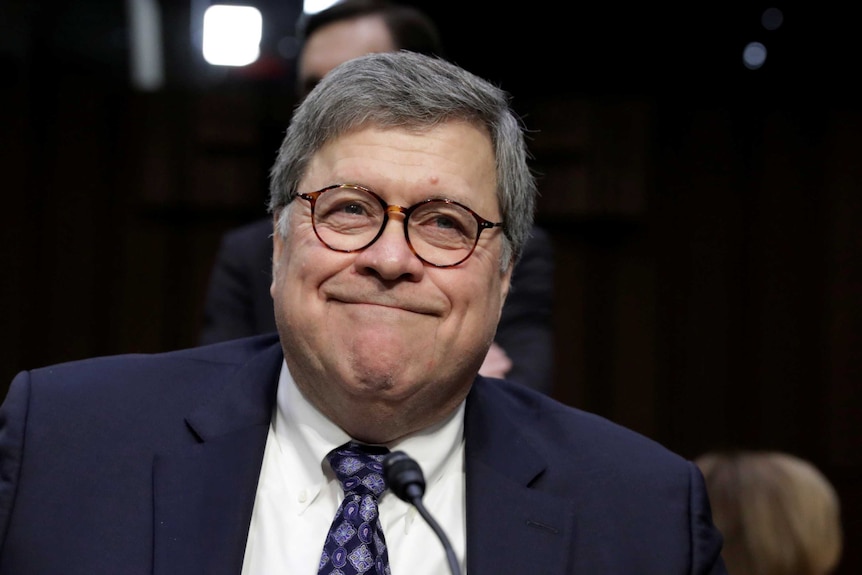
[{"xmin": 298, "ymin": 489, "xmax": 308, "ymax": 503}]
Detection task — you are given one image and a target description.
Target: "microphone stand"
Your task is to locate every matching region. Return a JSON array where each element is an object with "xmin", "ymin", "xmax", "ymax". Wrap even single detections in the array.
[{"xmin": 383, "ymin": 451, "xmax": 462, "ymax": 575}]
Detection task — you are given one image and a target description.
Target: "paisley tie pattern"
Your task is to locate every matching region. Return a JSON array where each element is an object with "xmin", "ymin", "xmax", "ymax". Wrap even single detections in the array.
[{"xmin": 319, "ymin": 442, "xmax": 391, "ymax": 575}]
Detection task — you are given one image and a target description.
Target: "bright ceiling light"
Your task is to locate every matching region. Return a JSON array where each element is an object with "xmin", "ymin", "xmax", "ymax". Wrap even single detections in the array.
[
  {"xmin": 202, "ymin": 4, "xmax": 262, "ymax": 67},
  {"xmin": 303, "ymin": 0, "xmax": 340, "ymax": 16}
]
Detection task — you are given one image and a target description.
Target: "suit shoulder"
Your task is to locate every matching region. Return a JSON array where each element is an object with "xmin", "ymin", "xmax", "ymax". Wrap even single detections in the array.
[
  {"xmin": 27, "ymin": 334, "xmax": 281, "ymax": 385},
  {"xmin": 474, "ymin": 378, "xmax": 690, "ymax": 472}
]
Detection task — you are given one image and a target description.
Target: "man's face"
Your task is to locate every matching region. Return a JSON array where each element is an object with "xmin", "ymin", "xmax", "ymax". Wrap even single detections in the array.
[
  {"xmin": 271, "ymin": 122, "xmax": 511, "ymax": 443},
  {"xmin": 297, "ymin": 15, "xmax": 396, "ymax": 98}
]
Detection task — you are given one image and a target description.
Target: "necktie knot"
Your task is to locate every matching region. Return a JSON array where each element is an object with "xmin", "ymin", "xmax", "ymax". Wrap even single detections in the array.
[{"xmin": 327, "ymin": 442, "xmax": 390, "ymax": 498}]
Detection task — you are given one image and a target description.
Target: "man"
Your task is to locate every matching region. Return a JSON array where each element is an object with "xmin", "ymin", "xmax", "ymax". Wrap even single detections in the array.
[
  {"xmin": 0, "ymin": 52, "xmax": 726, "ymax": 574},
  {"xmin": 199, "ymin": 0, "xmax": 556, "ymax": 393}
]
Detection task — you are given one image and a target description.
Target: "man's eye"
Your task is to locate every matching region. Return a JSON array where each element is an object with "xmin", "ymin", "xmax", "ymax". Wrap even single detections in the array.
[
  {"xmin": 432, "ymin": 215, "xmax": 458, "ymax": 230},
  {"xmin": 341, "ymin": 202, "xmax": 366, "ymax": 215}
]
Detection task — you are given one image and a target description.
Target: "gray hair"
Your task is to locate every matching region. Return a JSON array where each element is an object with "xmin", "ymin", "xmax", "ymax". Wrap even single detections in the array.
[{"xmin": 268, "ymin": 50, "xmax": 537, "ymax": 269}]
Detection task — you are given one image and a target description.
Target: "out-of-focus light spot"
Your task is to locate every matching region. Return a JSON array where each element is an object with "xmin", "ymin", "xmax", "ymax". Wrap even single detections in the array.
[
  {"xmin": 761, "ymin": 7, "xmax": 784, "ymax": 31},
  {"xmin": 743, "ymin": 42, "xmax": 768, "ymax": 70},
  {"xmin": 202, "ymin": 5, "xmax": 262, "ymax": 67},
  {"xmin": 127, "ymin": 0, "xmax": 164, "ymax": 90},
  {"xmin": 303, "ymin": 0, "xmax": 340, "ymax": 16}
]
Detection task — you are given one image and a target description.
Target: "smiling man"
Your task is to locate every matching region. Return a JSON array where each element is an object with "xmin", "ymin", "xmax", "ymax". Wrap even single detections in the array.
[{"xmin": 0, "ymin": 51, "xmax": 727, "ymax": 575}]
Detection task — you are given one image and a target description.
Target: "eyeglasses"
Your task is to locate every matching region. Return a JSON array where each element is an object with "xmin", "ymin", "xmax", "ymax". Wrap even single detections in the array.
[{"xmin": 295, "ymin": 184, "xmax": 504, "ymax": 268}]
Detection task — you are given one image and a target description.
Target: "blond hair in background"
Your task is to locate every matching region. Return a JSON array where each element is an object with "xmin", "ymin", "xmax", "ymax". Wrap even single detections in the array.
[{"xmin": 695, "ymin": 450, "xmax": 843, "ymax": 575}]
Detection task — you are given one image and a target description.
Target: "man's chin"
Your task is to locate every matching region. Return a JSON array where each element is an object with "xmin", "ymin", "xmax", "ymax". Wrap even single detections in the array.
[{"xmin": 346, "ymin": 352, "xmax": 419, "ymax": 384}]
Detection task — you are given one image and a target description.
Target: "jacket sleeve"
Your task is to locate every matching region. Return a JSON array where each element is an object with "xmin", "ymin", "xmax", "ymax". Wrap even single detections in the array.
[
  {"xmin": 0, "ymin": 372, "xmax": 29, "ymax": 553},
  {"xmin": 199, "ymin": 231, "xmax": 260, "ymax": 345},
  {"xmin": 495, "ymin": 225, "xmax": 555, "ymax": 394}
]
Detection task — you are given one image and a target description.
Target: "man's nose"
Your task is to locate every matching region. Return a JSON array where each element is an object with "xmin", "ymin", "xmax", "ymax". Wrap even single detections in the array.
[{"xmin": 354, "ymin": 210, "xmax": 423, "ymax": 280}]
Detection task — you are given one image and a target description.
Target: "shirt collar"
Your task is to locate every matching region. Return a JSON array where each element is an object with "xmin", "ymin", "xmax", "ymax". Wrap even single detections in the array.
[{"xmin": 273, "ymin": 359, "xmax": 465, "ymax": 492}]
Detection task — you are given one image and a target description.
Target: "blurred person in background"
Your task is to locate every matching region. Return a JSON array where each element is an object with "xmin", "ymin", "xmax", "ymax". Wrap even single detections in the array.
[{"xmin": 696, "ymin": 450, "xmax": 843, "ymax": 575}]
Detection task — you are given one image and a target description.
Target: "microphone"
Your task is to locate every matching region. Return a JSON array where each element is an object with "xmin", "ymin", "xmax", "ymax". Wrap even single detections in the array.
[{"xmin": 383, "ymin": 451, "xmax": 462, "ymax": 575}]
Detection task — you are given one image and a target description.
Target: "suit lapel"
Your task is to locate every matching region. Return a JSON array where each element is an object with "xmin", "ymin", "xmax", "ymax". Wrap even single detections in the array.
[
  {"xmin": 150, "ymin": 348, "xmax": 574, "ymax": 574},
  {"xmin": 464, "ymin": 379, "xmax": 574, "ymax": 574},
  {"xmin": 152, "ymin": 340, "xmax": 283, "ymax": 575}
]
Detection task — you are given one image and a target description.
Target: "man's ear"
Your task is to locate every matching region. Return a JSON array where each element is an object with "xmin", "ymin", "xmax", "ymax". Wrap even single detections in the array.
[
  {"xmin": 499, "ymin": 259, "xmax": 514, "ymax": 308},
  {"xmin": 270, "ymin": 211, "xmax": 283, "ymax": 299}
]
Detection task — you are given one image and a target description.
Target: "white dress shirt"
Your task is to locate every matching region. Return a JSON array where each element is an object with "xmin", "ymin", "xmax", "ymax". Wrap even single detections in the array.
[{"xmin": 241, "ymin": 360, "xmax": 467, "ymax": 575}]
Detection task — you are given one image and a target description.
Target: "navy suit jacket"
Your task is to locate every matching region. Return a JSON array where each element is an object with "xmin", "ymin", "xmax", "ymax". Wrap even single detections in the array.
[
  {"xmin": 199, "ymin": 218, "xmax": 556, "ymax": 394},
  {"xmin": 0, "ymin": 335, "xmax": 726, "ymax": 574}
]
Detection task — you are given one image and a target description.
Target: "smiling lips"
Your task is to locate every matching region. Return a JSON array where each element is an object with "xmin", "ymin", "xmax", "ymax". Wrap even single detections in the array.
[{"xmin": 328, "ymin": 294, "xmax": 443, "ymax": 316}]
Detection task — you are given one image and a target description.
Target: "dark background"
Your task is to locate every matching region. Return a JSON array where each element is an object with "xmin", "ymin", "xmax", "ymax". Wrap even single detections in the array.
[{"xmin": 2, "ymin": 1, "xmax": 859, "ymax": 569}]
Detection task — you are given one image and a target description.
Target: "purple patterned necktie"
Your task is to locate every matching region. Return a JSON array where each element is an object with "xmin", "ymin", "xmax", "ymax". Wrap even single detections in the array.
[{"xmin": 319, "ymin": 442, "xmax": 391, "ymax": 575}]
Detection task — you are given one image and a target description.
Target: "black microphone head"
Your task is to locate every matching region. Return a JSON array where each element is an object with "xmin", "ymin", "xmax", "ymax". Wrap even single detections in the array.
[{"xmin": 383, "ymin": 450, "xmax": 426, "ymax": 502}]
